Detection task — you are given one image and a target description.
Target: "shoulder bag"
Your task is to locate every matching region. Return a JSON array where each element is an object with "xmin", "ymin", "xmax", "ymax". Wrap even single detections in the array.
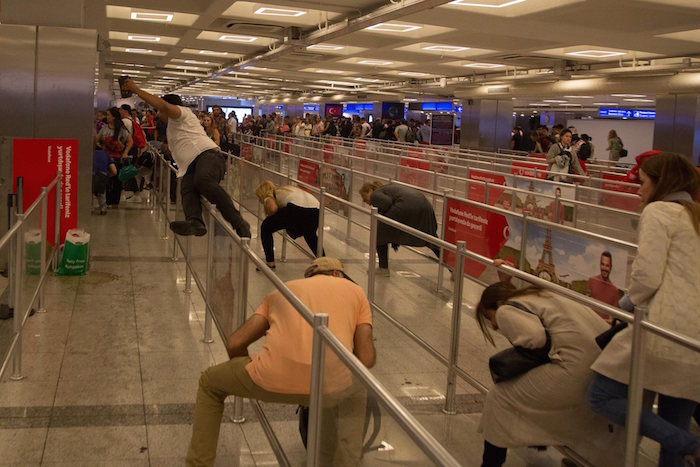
[{"xmin": 488, "ymin": 301, "xmax": 552, "ymax": 383}]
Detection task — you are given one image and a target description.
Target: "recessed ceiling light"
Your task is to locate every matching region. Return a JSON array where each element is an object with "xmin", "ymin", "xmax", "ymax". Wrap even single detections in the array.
[
  {"xmin": 130, "ymin": 12, "xmax": 173, "ymax": 22},
  {"xmin": 399, "ymin": 71, "xmax": 430, "ymax": 77},
  {"xmin": 199, "ymin": 50, "xmax": 228, "ymax": 56},
  {"xmin": 594, "ymin": 102, "xmax": 619, "ymax": 106},
  {"xmin": 184, "ymin": 60, "xmax": 211, "ymax": 65},
  {"xmin": 528, "ymin": 103, "xmax": 549, "ymax": 106},
  {"xmin": 611, "ymin": 94, "xmax": 646, "ymax": 98},
  {"xmin": 623, "ymin": 98, "xmax": 655, "ymax": 103},
  {"xmin": 307, "ymin": 44, "xmax": 345, "ymax": 51},
  {"xmin": 366, "ymin": 23, "xmax": 422, "ymax": 33},
  {"xmin": 558, "ymin": 103, "xmax": 582, "ymax": 106},
  {"xmin": 354, "ymin": 77, "xmax": 380, "ymax": 83},
  {"xmin": 566, "ymin": 50, "xmax": 626, "ymax": 58},
  {"xmin": 537, "ymin": 69, "xmax": 554, "ymax": 74},
  {"xmin": 128, "ymin": 35, "xmax": 160, "ymax": 42},
  {"xmin": 316, "ymin": 80, "xmax": 357, "ymax": 86},
  {"xmin": 314, "ymin": 69, "xmax": 345, "ymax": 74},
  {"xmin": 358, "ymin": 60, "xmax": 393, "ymax": 66},
  {"xmin": 254, "ymin": 7, "xmax": 307, "ymax": 17},
  {"xmin": 563, "ymin": 95, "xmax": 594, "ymax": 99},
  {"xmin": 449, "ymin": 0, "xmax": 527, "ymax": 8},
  {"xmin": 125, "ymin": 48, "xmax": 152, "ymax": 53},
  {"xmin": 219, "ymin": 34, "xmax": 257, "ymax": 43},
  {"xmin": 543, "ymin": 99, "xmax": 567, "ymax": 103},
  {"xmin": 463, "ymin": 63, "xmax": 504, "ymax": 68},
  {"xmin": 422, "ymin": 45, "xmax": 470, "ymax": 52}
]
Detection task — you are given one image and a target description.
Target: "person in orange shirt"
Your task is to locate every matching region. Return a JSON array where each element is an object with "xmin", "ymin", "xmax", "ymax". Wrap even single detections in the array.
[{"xmin": 186, "ymin": 257, "xmax": 375, "ymax": 467}]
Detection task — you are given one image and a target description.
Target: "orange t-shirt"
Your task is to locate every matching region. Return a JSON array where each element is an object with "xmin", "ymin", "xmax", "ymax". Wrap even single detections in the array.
[{"xmin": 245, "ymin": 275, "xmax": 372, "ymax": 395}]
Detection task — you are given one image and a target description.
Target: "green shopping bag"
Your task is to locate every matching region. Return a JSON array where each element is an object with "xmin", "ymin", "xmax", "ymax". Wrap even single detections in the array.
[
  {"xmin": 118, "ymin": 163, "xmax": 138, "ymax": 182},
  {"xmin": 56, "ymin": 229, "xmax": 90, "ymax": 276},
  {"xmin": 25, "ymin": 229, "xmax": 42, "ymax": 275}
]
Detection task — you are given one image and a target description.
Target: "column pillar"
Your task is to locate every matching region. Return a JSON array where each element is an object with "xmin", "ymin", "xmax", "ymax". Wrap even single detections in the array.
[
  {"xmin": 459, "ymin": 98, "xmax": 512, "ymax": 151},
  {"xmin": 653, "ymin": 94, "xmax": 700, "ymax": 165}
]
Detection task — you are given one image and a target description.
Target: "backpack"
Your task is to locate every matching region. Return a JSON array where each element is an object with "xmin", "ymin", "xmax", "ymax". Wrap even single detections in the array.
[
  {"xmin": 578, "ymin": 142, "xmax": 591, "ymax": 160},
  {"xmin": 405, "ymin": 127, "xmax": 416, "ymax": 143},
  {"xmin": 131, "ymin": 119, "xmax": 146, "ymax": 149}
]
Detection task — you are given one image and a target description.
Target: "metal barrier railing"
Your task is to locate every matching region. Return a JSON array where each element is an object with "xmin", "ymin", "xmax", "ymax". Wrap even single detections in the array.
[
  {"xmin": 0, "ymin": 173, "xmax": 62, "ymax": 382},
  {"xmin": 147, "ymin": 140, "xmax": 698, "ymax": 467}
]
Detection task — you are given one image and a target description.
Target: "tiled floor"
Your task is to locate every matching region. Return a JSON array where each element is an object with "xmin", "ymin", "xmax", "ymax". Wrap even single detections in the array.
[{"xmin": 0, "ymin": 193, "xmax": 663, "ymax": 466}]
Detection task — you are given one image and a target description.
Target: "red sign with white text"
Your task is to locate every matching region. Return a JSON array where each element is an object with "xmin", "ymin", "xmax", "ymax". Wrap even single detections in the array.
[
  {"xmin": 511, "ymin": 161, "xmax": 547, "ymax": 179},
  {"xmin": 353, "ymin": 140, "xmax": 367, "ymax": 159},
  {"xmin": 323, "ymin": 144, "xmax": 335, "ymax": 162},
  {"xmin": 399, "ymin": 153, "xmax": 430, "ymax": 188},
  {"xmin": 468, "ymin": 170, "xmax": 506, "ymax": 205},
  {"xmin": 443, "ymin": 198, "xmax": 509, "ymax": 278},
  {"xmin": 13, "ymin": 138, "xmax": 78, "ymax": 245},
  {"xmin": 284, "ymin": 136, "xmax": 293, "ymax": 154},
  {"xmin": 297, "ymin": 159, "xmax": 320, "ymax": 187}
]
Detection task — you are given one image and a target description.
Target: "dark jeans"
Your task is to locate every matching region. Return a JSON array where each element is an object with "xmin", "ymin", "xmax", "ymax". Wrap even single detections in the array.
[
  {"xmin": 587, "ymin": 373, "xmax": 699, "ymax": 467},
  {"xmin": 106, "ymin": 159, "xmax": 122, "ymax": 205},
  {"xmin": 181, "ymin": 149, "xmax": 245, "ymax": 230},
  {"xmin": 481, "ymin": 440, "xmax": 507, "ymax": 467},
  {"xmin": 376, "ymin": 243, "xmax": 440, "ymax": 269},
  {"xmin": 260, "ymin": 204, "xmax": 323, "ymax": 263}
]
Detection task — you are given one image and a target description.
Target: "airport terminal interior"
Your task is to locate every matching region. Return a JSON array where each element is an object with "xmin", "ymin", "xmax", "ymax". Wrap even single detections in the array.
[{"xmin": 0, "ymin": 0, "xmax": 699, "ymax": 466}]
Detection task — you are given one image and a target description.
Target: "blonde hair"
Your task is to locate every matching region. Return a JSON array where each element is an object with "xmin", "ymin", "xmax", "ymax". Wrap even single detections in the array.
[
  {"xmin": 255, "ymin": 181, "xmax": 276, "ymax": 203},
  {"xmin": 358, "ymin": 181, "xmax": 383, "ymax": 198}
]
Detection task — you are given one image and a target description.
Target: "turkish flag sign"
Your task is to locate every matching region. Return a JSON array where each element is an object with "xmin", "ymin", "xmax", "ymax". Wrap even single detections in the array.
[
  {"xmin": 442, "ymin": 198, "xmax": 510, "ymax": 278},
  {"xmin": 13, "ymin": 138, "xmax": 78, "ymax": 245}
]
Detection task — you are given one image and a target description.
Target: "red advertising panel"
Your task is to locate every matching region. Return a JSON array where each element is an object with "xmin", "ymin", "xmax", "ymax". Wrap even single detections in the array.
[
  {"xmin": 323, "ymin": 144, "xmax": 335, "ymax": 162},
  {"xmin": 284, "ymin": 136, "xmax": 293, "ymax": 154},
  {"xmin": 601, "ymin": 172, "xmax": 640, "ymax": 211},
  {"xmin": 353, "ymin": 140, "xmax": 367, "ymax": 159},
  {"xmin": 13, "ymin": 138, "xmax": 78, "ymax": 244},
  {"xmin": 468, "ymin": 170, "xmax": 506, "ymax": 205},
  {"xmin": 399, "ymin": 156, "xmax": 430, "ymax": 188},
  {"xmin": 443, "ymin": 198, "xmax": 509, "ymax": 278},
  {"xmin": 297, "ymin": 159, "xmax": 320, "ymax": 187},
  {"xmin": 511, "ymin": 161, "xmax": 547, "ymax": 179}
]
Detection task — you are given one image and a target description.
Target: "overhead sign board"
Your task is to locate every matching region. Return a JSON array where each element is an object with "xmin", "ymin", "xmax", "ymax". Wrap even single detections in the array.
[{"xmin": 598, "ymin": 108, "xmax": 655, "ymax": 119}]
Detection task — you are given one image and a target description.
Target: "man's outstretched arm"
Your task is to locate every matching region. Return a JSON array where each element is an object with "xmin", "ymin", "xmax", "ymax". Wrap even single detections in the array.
[
  {"xmin": 226, "ymin": 314, "xmax": 269, "ymax": 359},
  {"xmin": 122, "ymin": 79, "xmax": 181, "ymax": 120}
]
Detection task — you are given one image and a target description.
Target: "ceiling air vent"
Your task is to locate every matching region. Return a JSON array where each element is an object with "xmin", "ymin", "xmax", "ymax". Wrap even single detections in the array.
[{"xmin": 210, "ymin": 18, "xmax": 284, "ymax": 36}]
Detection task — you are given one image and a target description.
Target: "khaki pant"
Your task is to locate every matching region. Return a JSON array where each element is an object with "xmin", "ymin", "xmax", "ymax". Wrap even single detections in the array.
[{"xmin": 186, "ymin": 356, "xmax": 366, "ymax": 467}]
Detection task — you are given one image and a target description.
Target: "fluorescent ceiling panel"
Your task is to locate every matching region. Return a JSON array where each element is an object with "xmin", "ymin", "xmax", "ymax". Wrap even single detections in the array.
[
  {"xmin": 223, "ymin": 2, "xmax": 341, "ymax": 26},
  {"xmin": 254, "ymin": 7, "xmax": 307, "ymax": 17},
  {"xmin": 106, "ymin": 6, "xmax": 198, "ymax": 26},
  {"xmin": 181, "ymin": 49, "xmax": 242, "ymax": 59},
  {"xmin": 219, "ymin": 34, "xmax": 258, "ymax": 43},
  {"xmin": 463, "ymin": 62, "xmax": 504, "ymax": 68},
  {"xmin": 111, "ymin": 47, "xmax": 168, "ymax": 56},
  {"xmin": 109, "ymin": 31, "xmax": 179, "ymax": 46},
  {"xmin": 440, "ymin": 0, "xmax": 584, "ymax": 17},
  {"xmin": 366, "ymin": 23, "xmax": 422, "ymax": 33},
  {"xmin": 307, "ymin": 44, "xmax": 344, "ymax": 51},
  {"xmin": 402, "ymin": 43, "xmax": 495, "ymax": 58},
  {"xmin": 566, "ymin": 50, "xmax": 626, "ymax": 58},
  {"xmin": 197, "ymin": 31, "xmax": 274, "ymax": 46}
]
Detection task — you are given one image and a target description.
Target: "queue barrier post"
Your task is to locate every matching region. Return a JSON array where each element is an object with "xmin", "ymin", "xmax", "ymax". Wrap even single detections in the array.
[
  {"xmin": 443, "ymin": 240, "xmax": 466, "ymax": 414},
  {"xmin": 306, "ymin": 313, "xmax": 329, "ymax": 467},
  {"xmin": 53, "ymin": 173, "xmax": 62, "ymax": 270},
  {"xmin": 185, "ymin": 236, "xmax": 192, "ymax": 294},
  {"xmin": 437, "ymin": 192, "xmax": 448, "ymax": 292},
  {"xmin": 172, "ymin": 177, "xmax": 182, "ymax": 261},
  {"xmin": 367, "ymin": 207, "xmax": 378, "ymax": 306},
  {"xmin": 316, "ymin": 187, "xmax": 326, "ymax": 258},
  {"xmin": 11, "ymin": 178, "xmax": 25, "ymax": 381},
  {"xmin": 202, "ymin": 208, "xmax": 215, "ymax": 344},
  {"xmin": 37, "ymin": 188, "xmax": 48, "ymax": 313},
  {"xmin": 161, "ymin": 163, "xmax": 171, "ymax": 239},
  {"xmin": 232, "ymin": 238, "xmax": 250, "ymax": 424},
  {"xmin": 624, "ymin": 304, "xmax": 648, "ymax": 467}
]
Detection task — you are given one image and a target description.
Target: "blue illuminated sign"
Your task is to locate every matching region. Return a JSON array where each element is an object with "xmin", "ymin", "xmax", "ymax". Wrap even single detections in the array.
[
  {"xmin": 599, "ymin": 108, "xmax": 655, "ymax": 119},
  {"xmin": 303, "ymin": 104, "xmax": 319, "ymax": 112},
  {"xmin": 455, "ymin": 105, "xmax": 463, "ymax": 113},
  {"xmin": 275, "ymin": 105, "xmax": 284, "ymax": 111},
  {"xmin": 421, "ymin": 102, "xmax": 454, "ymax": 112},
  {"xmin": 344, "ymin": 103, "xmax": 374, "ymax": 112}
]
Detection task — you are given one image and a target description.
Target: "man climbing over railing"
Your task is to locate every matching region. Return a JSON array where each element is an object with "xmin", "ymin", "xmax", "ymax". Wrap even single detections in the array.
[
  {"xmin": 185, "ymin": 257, "xmax": 375, "ymax": 467},
  {"xmin": 120, "ymin": 78, "xmax": 251, "ymax": 238}
]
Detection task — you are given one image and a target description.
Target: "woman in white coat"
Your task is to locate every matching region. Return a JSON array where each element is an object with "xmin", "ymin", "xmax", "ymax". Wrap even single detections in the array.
[
  {"xmin": 476, "ymin": 282, "xmax": 624, "ymax": 467},
  {"xmin": 588, "ymin": 153, "xmax": 700, "ymax": 467}
]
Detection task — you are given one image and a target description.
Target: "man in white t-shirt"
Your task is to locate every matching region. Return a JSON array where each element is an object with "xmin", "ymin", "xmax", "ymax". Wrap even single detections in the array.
[
  {"xmin": 360, "ymin": 118, "xmax": 371, "ymax": 138},
  {"xmin": 121, "ymin": 79, "xmax": 251, "ymax": 238}
]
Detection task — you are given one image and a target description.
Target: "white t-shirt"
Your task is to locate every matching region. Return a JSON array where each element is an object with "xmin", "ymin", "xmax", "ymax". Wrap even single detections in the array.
[
  {"xmin": 166, "ymin": 106, "xmax": 219, "ymax": 177},
  {"xmin": 361, "ymin": 122, "xmax": 371, "ymax": 137},
  {"xmin": 122, "ymin": 118, "xmax": 133, "ymax": 135},
  {"xmin": 273, "ymin": 186, "xmax": 319, "ymax": 209}
]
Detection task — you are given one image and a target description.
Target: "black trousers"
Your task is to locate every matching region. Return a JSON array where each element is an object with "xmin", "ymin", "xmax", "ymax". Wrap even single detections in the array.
[
  {"xmin": 260, "ymin": 204, "xmax": 323, "ymax": 262},
  {"xmin": 481, "ymin": 440, "xmax": 507, "ymax": 467},
  {"xmin": 106, "ymin": 159, "xmax": 122, "ymax": 205},
  {"xmin": 181, "ymin": 149, "xmax": 245, "ymax": 230}
]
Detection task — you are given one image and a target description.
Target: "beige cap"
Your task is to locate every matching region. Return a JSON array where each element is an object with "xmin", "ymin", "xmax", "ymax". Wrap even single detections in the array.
[{"xmin": 304, "ymin": 257, "xmax": 348, "ymax": 279}]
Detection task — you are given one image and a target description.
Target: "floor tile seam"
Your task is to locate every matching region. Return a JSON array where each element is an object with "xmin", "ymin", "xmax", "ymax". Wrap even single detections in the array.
[{"xmin": 40, "ymin": 286, "xmax": 80, "ymax": 465}]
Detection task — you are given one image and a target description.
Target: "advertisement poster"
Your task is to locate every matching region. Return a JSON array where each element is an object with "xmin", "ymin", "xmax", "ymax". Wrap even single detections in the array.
[
  {"xmin": 399, "ymin": 155, "xmax": 430, "ymax": 188},
  {"xmin": 241, "ymin": 143, "xmax": 252, "ymax": 161},
  {"xmin": 353, "ymin": 139, "xmax": 367, "ymax": 159},
  {"xmin": 511, "ymin": 161, "xmax": 547, "ymax": 179},
  {"xmin": 297, "ymin": 159, "xmax": 320, "ymax": 187},
  {"xmin": 320, "ymin": 166, "xmax": 351, "ymax": 215},
  {"xmin": 442, "ymin": 198, "xmax": 509, "ymax": 278},
  {"xmin": 284, "ymin": 136, "xmax": 294, "ymax": 155},
  {"xmin": 13, "ymin": 138, "xmax": 78, "ymax": 244},
  {"xmin": 468, "ymin": 170, "xmax": 506, "ymax": 205},
  {"xmin": 519, "ymin": 223, "xmax": 631, "ymax": 309},
  {"xmin": 430, "ymin": 114, "xmax": 454, "ymax": 146},
  {"xmin": 323, "ymin": 144, "xmax": 335, "ymax": 163}
]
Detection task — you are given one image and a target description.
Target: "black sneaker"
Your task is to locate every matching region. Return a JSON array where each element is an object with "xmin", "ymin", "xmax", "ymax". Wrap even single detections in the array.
[
  {"xmin": 236, "ymin": 220, "xmax": 251, "ymax": 238},
  {"xmin": 170, "ymin": 220, "xmax": 207, "ymax": 236}
]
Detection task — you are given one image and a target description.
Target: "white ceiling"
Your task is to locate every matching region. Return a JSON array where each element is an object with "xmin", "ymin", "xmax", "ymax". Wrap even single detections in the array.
[{"xmin": 98, "ymin": 0, "xmax": 700, "ymax": 108}]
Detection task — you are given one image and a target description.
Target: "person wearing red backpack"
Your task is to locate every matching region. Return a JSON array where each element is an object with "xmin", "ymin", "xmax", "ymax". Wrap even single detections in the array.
[{"xmin": 119, "ymin": 104, "xmax": 147, "ymax": 155}]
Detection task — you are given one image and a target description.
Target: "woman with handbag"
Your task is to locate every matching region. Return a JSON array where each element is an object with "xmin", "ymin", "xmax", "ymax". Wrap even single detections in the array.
[
  {"xmin": 475, "ymin": 281, "xmax": 622, "ymax": 467},
  {"xmin": 545, "ymin": 129, "xmax": 585, "ymax": 182},
  {"xmin": 606, "ymin": 129, "xmax": 624, "ymax": 161},
  {"xmin": 588, "ymin": 153, "xmax": 700, "ymax": 467}
]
